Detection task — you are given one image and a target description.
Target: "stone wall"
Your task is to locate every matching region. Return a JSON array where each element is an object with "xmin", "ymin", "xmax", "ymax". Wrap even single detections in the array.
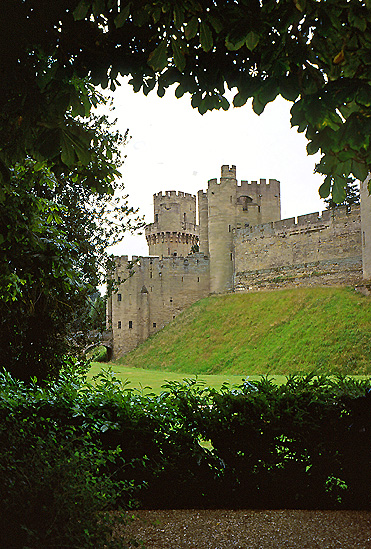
[
  {"xmin": 109, "ymin": 254, "xmax": 210, "ymax": 357},
  {"xmin": 234, "ymin": 206, "xmax": 362, "ymax": 291}
]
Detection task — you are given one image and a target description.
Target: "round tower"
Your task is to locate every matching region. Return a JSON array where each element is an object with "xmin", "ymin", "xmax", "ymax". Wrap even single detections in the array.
[{"xmin": 145, "ymin": 191, "xmax": 199, "ymax": 257}]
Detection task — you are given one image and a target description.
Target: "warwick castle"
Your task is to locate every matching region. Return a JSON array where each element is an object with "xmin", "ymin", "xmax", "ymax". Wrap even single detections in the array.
[{"xmin": 107, "ymin": 165, "xmax": 371, "ymax": 358}]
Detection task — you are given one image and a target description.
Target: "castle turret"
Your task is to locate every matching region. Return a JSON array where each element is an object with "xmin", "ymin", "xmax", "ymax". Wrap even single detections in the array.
[{"xmin": 145, "ymin": 191, "xmax": 199, "ymax": 257}]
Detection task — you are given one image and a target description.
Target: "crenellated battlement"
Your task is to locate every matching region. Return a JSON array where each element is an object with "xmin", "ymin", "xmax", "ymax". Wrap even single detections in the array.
[
  {"xmin": 154, "ymin": 190, "xmax": 195, "ymax": 199},
  {"xmin": 237, "ymin": 205, "xmax": 361, "ymax": 239},
  {"xmin": 238, "ymin": 178, "xmax": 280, "ymax": 193},
  {"xmin": 207, "ymin": 172, "xmax": 280, "ymax": 197},
  {"xmin": 221, "ymin": 164, "xmax": 236, "ymax": 178}
]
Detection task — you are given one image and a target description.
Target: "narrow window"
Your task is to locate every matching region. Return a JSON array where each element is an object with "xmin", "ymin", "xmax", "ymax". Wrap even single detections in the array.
[
  {"xmin": 197, "ymin": 277, "xmax": 200, "ymax": 282},
  {"xmin": 155, "ymin": 213, "xmax": 158, "ymax": 222},
  {"xmin": 150, "ymin": 271, "xmax": 152, "ymax": 278},
  {"xmin": 129, "ymin": 321, "xmax": 133, "ymax": 329},
  {"xmin": 181, "ymin": 276, "xmax": 183, "ymax": 282},
  {"xmin": 230, "ymin": 253, "xmax": 233, "ymax": 261},
  {"xmin": 117, "ymin": 321, "xmax": 121, "ymax": 329},
  {"xmin": 153, "ymin": 322, "xmax": 156, "ymax": 328},
  {"xmin": 258, "ymin": 205, "xmax": 261, "ymax": 212},
  {"xmin": 228, "ymin": 225, "xmax": 231, "ymax": 232},
  {"xmin": 118, "ymin": 294, "xmax": 122, "ymax": 302}
]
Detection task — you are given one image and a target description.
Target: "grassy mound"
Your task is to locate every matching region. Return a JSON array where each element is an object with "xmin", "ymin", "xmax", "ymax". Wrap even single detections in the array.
[{"xmin": 118, "ymin": 287, "xmax": 371, "ymax": 375}]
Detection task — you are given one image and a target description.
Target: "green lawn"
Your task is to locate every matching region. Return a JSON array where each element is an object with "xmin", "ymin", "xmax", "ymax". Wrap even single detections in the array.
[{"xmin": 88, "ymin": 362, "xmax": 287, "ymax": 394}]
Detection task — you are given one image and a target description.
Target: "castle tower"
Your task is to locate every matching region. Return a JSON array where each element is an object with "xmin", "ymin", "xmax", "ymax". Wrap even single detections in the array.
[
  {"xmin": 202, "ymin": 165, "xmax": 281, "ymax": 293},
  {"xmin": 145, "ymin": 191, "xmax": 199, "ymax": 257},
  {"xmin": 207, "ymin": 165, "xmax": 238, "ymax": 293}
]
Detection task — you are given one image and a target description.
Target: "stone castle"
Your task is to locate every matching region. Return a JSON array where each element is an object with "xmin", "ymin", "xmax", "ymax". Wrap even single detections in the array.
[{"xmin": 107, "ymin": 165, "xmax": 370, "ymax": 358}]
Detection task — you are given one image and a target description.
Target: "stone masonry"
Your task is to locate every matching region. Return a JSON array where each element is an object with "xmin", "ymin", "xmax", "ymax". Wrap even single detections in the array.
[{"xmin": 107, "ymin": 165, "xmax": 366, "ymax": 358}]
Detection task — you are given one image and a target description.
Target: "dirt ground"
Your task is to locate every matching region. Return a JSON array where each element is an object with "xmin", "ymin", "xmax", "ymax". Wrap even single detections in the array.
[{"xmin": 118, "ymin": 509, "xmax": 371, "ymax": 548}]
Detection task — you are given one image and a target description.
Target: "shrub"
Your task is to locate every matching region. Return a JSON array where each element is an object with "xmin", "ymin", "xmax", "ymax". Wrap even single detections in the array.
[{"xmin": 1, "ymin": 365, "xmax": 371, "ymax": 529}]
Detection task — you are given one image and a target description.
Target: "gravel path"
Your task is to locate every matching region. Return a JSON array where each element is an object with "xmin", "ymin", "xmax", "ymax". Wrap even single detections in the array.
[{"xmin": 120, "ymin": 509, "xmax": 371, "ymax": 548}]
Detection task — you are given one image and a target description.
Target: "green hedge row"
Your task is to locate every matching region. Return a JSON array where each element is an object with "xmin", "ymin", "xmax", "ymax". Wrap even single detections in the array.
[{"xmin": 1, "ymin": 366, "xmax": 371, "ymax": 545}]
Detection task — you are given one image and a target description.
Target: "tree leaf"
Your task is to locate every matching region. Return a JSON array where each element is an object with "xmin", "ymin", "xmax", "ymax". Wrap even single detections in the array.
[
  {"xmin": 332, "ymin": 176, "xmax": 347, "ymax": 203},
  {"xmin": 356, "ymin": 85, "xmax": 371, "ymax": 107},
  {"xmin": 114, "ymin": 4, "xmax": 131, "ymax": 29},
  {"xmin": 245, "ymin": 31, "xmax": 259, "ymax": 52},
  {"xmin": 173, "ymin": 5, "xmax": 184, "ymax": 29},
  {"xmin": 233, "ymin": 92, "xmax": 249, "ymax": 108},
  {"xmin": 171, "ymin": 37, "xmax": 186, "ymax": 73},
  {"xmin": 207, "ymin": 15, "xmax": 223, "ymax": 34},
  {"xmin": 175, "ymin": 84, "xmax": 186, "ymax": 98},
  {"xmin": 73, "ymin": 0, "xmax": 90, "ymax": 21},
  {"xmin": 293, "ymin": 0, "xmax": 306, "ymax": 12},
  {"xmin": 333, "ymin": 50, "xmax": 345, "ymax": 65},
  {"xmin": 307, "ymin": 140, "xmax": 320, "ymax": 155},
  {"xmin": 185, "ymin": 17, "xmax": 198, "ymax": 40},
  {"xmin": 252, "ymin": 96, "xmax": 265, "ymax": 115},
  {"xmin": 200, "ymin": 21, "xmax": 213, "ymax": 52},
  {"xmin": 225, "ymin": 34, "xmax": 245, "ymax": 51},
  {"xmin": 148, "ymin": 41, "xmax": 168, "ymax": 72},
  {"xmin": 351, "ymin": 160, "xmax": 368, "ymax": 181},
  {"xmin": 280, "ymin": 78, "xmax": 300, "ymax": 102},
  {"xmin": 92, "ymin": 0, "xmax": 105, "ymax": 18},
  {"xmin": 349, "ymin": 10, "xmax": 367, "ymax": 32},
  {"xmin": 61, "ymin": 135, "xmax": 76, "ymax": 167},
  {"xmin": 319, "ymin": 176, "xmax": 332, "ymax": 198}
]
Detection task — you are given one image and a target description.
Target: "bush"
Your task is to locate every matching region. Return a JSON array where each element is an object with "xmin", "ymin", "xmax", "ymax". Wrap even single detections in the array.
[
  {"xmin": 0, "ymin": 367, "xmax": 137, "ymax": 548},
  {"xmin": 1, "ymin": 365, "xmax": 371, "ymax": 535}
]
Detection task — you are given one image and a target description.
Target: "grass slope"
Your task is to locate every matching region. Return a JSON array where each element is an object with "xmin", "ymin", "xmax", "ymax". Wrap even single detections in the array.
[{"xmin": 118, "ymin": 287, "xmax": 371, "ymax": 375}]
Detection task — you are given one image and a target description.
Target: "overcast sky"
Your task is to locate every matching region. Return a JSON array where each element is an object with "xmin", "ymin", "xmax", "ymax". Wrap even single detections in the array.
[{"xmin": 107, "ymin": 79, "xmax": 325, "ymax": 258}]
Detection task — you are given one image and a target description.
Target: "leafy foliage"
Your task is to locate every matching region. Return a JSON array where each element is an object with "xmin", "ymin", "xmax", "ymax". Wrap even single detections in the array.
[
  {"xmin": 325, "ymin": 177, "xmax": 360, "ymax": 211},
  {"xmin": 0, "ymin": 365, "xmax": 137, "ymax": 548},
  {"xmin": 2, "ymin": 0, "xmax": 371, "ymax": 201},
  {"xmin": 2, "ymin": 366, "xmax": 371, "ymax": 521},
  {"xmin": 0, "ymin": 114, "xmax": 143, "ymax": 381}
]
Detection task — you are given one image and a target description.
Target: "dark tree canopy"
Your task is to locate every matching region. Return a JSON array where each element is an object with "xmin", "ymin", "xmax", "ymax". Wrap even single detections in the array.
[{"xmin": 1, "ymin": 0, "xmax": 371, "ymax": 202}]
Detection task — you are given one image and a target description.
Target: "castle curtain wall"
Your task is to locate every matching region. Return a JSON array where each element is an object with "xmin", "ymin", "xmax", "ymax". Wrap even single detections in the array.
[{"xmin": 234, "ymin": 206, "xmax": 362, "ymax": 290}]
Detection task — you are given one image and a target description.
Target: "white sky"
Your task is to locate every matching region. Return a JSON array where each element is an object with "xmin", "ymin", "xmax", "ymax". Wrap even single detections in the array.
[{"xmin": 107, "ymin": 79, "xmax": 325, "ymax": 258}]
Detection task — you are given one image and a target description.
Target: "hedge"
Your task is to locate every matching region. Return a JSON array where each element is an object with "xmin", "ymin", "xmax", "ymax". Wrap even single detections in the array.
[{"xmin": 1, "ymin": 365, "xmax": 371, "ymax": 545}]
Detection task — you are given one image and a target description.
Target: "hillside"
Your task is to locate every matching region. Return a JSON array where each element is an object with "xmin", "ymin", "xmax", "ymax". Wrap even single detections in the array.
[{"xmin": 118, "ymin": 287, "xmax": 371, "ymax": 375}]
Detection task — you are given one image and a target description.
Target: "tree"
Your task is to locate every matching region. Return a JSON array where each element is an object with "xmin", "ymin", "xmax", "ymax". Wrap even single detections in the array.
[
  {"xmin": 0, "ymin": 111, "xmax": 143, "ymax": 382},
  {"xmin": 2, "ymin": 0, "xmax": 371, "ymax": 203},
  {"xmin": 325, "ymin": 177, "xmax": 360, "ymax": 211}
]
